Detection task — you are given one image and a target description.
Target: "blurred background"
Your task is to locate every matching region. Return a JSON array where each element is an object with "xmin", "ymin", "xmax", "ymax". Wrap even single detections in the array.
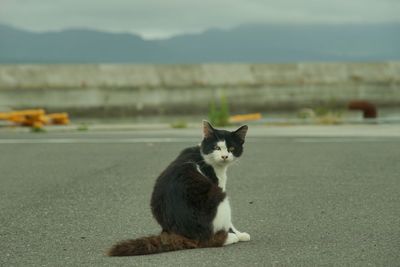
[{"xmin": 0, "ymin": 0, "xmax": 399, "ymax": 128}]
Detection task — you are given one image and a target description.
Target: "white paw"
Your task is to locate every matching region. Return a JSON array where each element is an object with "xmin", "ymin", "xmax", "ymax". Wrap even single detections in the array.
[
  {"xmin": 224, "ymin": 233, "xmax": 240, "ymax": 246},
  {"xmin": 237, "ymin": 232, "xmax": 251, "ymax": 242}
]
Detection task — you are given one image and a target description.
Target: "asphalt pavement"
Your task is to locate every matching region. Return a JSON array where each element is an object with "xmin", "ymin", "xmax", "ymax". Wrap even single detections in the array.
[{"xmin": 1, "ymin": 126, "xmax": 399, "ymax": 266}]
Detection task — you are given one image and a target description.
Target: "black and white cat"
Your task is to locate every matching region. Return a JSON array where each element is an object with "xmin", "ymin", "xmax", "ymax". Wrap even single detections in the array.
[{"xmin": 108, "ymin": 121, "xmax": 250, "ymax": 256}]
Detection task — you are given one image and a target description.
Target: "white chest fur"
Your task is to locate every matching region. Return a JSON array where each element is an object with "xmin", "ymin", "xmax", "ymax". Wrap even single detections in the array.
[
  {"xmin": 212, "ymin": 196, "xmax": 232, "ymax": 232},
  {"xmin": 214, "ymin": 166, "xmax": 227, "ymax": 191},
  {"xmin": 212, "ymin": 165, "xmax": 232, "ymax": 232}
]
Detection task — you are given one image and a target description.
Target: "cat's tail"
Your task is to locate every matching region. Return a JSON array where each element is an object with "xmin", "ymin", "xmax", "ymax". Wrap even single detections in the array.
[{"xmin": 107, "ymin": 231, "xmax": 227, "ymax": 256}]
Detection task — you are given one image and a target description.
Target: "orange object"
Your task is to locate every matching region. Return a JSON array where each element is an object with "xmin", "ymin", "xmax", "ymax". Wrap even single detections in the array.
[
  {"xmin": 229, "ymin": 113, "xmax": 262, "ymax": 123},
  {"xmin": 0, "ymin": 109, "xmax": 45, "ymax": 121},
  {"xmin": 32, "ymin": 121, "xmax": 44, "ymax": 129},
  {"xmin": 0, "ymin": 109, "xmax": 69, "ymax": 128},
  {"xmin": 47, "ymin": 113, "xmax": 70, "ymax": 124}
]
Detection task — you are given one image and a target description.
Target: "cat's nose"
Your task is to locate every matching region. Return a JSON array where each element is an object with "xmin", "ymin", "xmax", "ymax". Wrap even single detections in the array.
[{"xmin": 221, "ymin": 155, "xmax": 228, "ymax": 160}]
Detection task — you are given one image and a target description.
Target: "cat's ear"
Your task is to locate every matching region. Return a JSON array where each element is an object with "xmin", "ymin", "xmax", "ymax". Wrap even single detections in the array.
[
  {"xmin": 233, "ymin": 125, "xmax": 248, "ymax": 142},
  {"xmin": 202, "ymin": 120, "xmax": 215, "ymax": 138}
]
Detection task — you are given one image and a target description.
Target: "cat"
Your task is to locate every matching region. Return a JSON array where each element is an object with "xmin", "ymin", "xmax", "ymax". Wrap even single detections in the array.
[{"xmin": 107, "ymin": 121, "xmax": 250, "ymax": 256}]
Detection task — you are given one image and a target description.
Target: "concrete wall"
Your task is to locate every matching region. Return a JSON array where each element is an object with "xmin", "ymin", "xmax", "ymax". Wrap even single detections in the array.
[{"xmin": 1, "ymin": 62, "xmax": 399, "ymax": 117}]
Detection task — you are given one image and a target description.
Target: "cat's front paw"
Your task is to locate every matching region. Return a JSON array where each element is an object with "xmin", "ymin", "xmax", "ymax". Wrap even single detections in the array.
[
  {"xmin": 224, "ymin": 233, "xmax": 240, "ymax": 246},
  {"xmin": 237, "ymin": 232, "xmax": 251, "ymax": 242}
]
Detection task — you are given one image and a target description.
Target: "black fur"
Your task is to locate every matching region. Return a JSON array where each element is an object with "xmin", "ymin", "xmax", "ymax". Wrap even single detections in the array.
[
  {"xmin": 150, "ymin": 124, "xmax": 247, "ymax": 242},
  {"xmin": 151, "ymin": 146, "xmax": 225, "ymax": 241},
  {"xmin": 108, "ymin": 122, "xmax": 248, "ymax": 256}
]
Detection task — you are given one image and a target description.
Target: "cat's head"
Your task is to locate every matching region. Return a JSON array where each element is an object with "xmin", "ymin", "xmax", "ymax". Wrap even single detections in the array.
[{"xmin": 200, "ymin": 120, "xmax": 248, "ymax": 167}]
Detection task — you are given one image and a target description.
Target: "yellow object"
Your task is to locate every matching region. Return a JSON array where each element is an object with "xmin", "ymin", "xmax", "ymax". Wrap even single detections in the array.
[
  {"xmin": 48, "ymin": 113, "xmax": 70, "ymax": 125},
  {"xmin": 0, "ymin": 109, "xmax": 45, "ymax": 120},
  {"xmin": 229, "ymin": 113, "xmax": 262, "ymax": 123},
  {"xmin": 0, "ymin": 109, "xmax": 69, "ymax": 128}
]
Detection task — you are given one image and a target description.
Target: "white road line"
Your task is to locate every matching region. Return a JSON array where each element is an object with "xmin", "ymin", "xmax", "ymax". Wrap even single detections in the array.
[
  {"xmin": 0, "ymin": 137, "xmax": 395, "ymax": 144},
  {"xmin": 293, "ymin": 138, "xmax": 391, "ymax": 143},
  {"xmin": 0, "ymin": 138, "xmax": 199, "ymax": 144}
]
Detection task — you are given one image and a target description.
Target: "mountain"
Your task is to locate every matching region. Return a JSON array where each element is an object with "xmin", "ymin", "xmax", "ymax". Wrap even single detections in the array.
[
  {"xmin": 0, "ymin": 23, "xmax": 399, "ymax": 63},
  {"xmin": 0, "ymin": 24, "xmax": 163, "ymax": 63}
]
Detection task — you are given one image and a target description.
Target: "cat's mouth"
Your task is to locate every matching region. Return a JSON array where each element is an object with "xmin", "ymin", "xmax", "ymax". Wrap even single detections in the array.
[{"xmin": 217, "ymin": 158, "xmax": 232, "ymax": 165}]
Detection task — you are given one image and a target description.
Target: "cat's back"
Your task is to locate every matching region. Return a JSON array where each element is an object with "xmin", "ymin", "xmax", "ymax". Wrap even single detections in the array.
[
  {"xmin": 157, "ymin": 145, "xmax": 202, "ymax": 180},
  {"xmin": 151, "ymin": 145, "xmax": 204, "ymax": 222},
  {"xmin": 175, "ymin": 145, "xmax": 202, "ymax": 164},
  {"xmin": 155, "ymin": 146, "xmax": 202, "ymax": 188}
]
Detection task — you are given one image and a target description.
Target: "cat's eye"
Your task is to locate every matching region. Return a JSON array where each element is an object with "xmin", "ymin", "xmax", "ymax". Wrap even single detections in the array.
[
  {"xmin": 214, "ymin": 145, "xmax": 221, "ymax": 150},
  {"xmin": 228, "ymin": 147, "xmax": 235, "ymax": 152}
]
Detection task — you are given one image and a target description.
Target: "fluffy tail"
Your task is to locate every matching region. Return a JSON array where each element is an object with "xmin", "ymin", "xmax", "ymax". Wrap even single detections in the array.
[{"xmin": 107, "ymin": 231, "xmax": 227, "ymax": 256}]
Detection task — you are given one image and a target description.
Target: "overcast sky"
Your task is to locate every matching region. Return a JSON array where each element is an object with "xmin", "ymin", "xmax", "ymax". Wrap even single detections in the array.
[{"xmin": 1, "ymin": 0, "xmax": 399, "ymax": 39}]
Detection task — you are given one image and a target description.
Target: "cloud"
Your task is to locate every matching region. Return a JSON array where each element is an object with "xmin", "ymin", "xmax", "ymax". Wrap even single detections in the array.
[{"xmin": 1, "ymin": 0, "xmax": 399, "ymax": 39}]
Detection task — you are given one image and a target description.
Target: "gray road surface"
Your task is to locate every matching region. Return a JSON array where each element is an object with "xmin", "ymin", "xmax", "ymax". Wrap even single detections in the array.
[{"xmin": 1, "ymin": 128, "xmax": 399, "ymax": 266}]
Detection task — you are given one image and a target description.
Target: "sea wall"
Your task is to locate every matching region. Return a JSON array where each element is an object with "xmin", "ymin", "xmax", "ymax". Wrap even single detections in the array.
[{"xmin": 0, "ymin": 62, "xmax": 399, "ymax": 117}]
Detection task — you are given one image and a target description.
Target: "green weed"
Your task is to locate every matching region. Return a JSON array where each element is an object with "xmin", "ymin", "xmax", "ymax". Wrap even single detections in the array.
[{"xmin": 208, "ymin": 94, "xmax": 230, "ymax": 127}]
